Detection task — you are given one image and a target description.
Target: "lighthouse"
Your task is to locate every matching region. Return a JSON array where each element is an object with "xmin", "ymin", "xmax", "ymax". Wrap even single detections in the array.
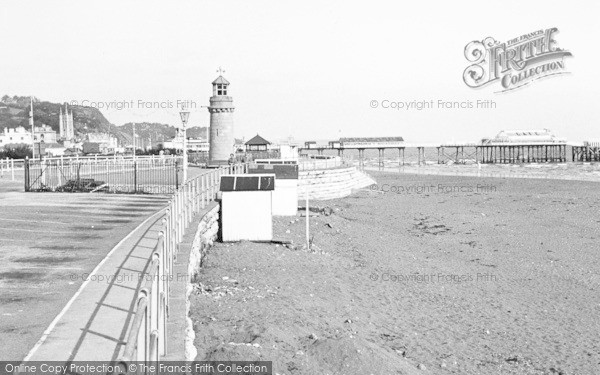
[{"xmin": 208, "ymin": 74, "xmax": 235, "ymax": 165}]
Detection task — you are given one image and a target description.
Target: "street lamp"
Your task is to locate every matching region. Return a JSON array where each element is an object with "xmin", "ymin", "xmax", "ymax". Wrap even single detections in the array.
[
  {"xmin": 179, "ymin": 105, "xmax": 190, "ymax": 183},
  {"xmin": 30, "ymin": 97, "xmax": 35, "ymax": 160},
  {"xmin": 39, "ymin": 139, "xmax": 45, "ymax": 161}
]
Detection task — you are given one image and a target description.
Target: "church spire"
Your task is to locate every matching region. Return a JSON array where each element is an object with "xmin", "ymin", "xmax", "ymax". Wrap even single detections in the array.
[{"xmin": 59, "ymin": 106, "xmax": 64, "ymax": 138}]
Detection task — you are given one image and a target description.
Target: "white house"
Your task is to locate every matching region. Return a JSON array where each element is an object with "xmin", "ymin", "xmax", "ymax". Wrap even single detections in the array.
[{"xmin": 0, "ymin": 126, "xmax": 32, "ymax": 148}]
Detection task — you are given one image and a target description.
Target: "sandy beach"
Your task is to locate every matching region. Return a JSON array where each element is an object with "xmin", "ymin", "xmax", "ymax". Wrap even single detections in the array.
[
  {"xmin": 190, "ymin": 171, "xmax": 600, "ymax": 375},
  {"xmin": 365, "ymin": 161, "xmax": 600, "ymax": 183}
]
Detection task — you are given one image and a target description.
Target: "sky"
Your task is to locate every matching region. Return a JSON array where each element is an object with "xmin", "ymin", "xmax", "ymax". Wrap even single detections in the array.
[{"xmin": 1, "ymin": 0, "xmax": 598, "ymax": 143}]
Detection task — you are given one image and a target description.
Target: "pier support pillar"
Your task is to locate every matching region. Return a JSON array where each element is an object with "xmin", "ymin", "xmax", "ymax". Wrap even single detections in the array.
[{"xmin": 358, "ymin": 148, "xmax": 365, "ymax": 167}]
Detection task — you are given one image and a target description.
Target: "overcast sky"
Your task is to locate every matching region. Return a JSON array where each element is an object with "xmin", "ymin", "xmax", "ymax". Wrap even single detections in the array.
[{"xmin": 1, "ymin": 0, "xmax": 598, "ymax": 143}]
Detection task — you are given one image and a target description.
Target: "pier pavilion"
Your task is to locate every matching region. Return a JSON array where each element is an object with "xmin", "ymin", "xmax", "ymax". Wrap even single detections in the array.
[
  {"xmin": 474, "ymin": 129, "xmax": 568, "ymax": 163},
  {"xmin": 476, "ymin": 142, "xmax": 567, "ymax": 163}
]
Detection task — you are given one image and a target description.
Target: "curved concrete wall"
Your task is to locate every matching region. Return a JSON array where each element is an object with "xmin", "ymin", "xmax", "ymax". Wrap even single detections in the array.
[{"xmin": 298, "ymin": 167, "xmax": 375, "ymax": 200}]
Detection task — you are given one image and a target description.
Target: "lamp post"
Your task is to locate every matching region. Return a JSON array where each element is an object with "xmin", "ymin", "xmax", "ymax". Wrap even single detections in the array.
[
  {"xmin": 179, "ymin": 105, "xmax": 190, "ymax": 183},
  {"xmin": 39, "ymin": 139, "xmax": 44, "ymax": 161},
  {"xmin": 30, "ymin": 97, "xmax": 35, "ymax": 160}
]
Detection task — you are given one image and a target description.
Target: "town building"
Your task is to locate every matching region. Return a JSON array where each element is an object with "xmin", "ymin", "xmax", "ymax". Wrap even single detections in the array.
[
  {"xmin": 0, "ymin": 126, "xmax": 32, "ymax": 147},
  {"xmin": 163, "ymin": 135, "xmax": 209, "ymax": 152},
  {"xmin": 304, "ymin": 141, "xmax": 317, "ymax": 149},
  {"xmin": 278, "ymin": 144, "xmax": 299, "ymax": 160},
  {"xmin": 86, "ymin": 132, "xmax": 119, "ymax": 153},
  {"xmin": 45, "ymin": 143, "xmax": 67, "ymax": 157},
  {"xmin": 188, "ymin": 138, "xmax": 209, "ymax": 152},
  {"xmin": 33, "ymin": 124, "xmax": 58, "ymax": 144}
]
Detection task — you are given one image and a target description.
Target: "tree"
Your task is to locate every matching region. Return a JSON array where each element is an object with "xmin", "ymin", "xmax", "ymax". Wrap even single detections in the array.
[{"xmin": 0, "ymin": 144, "xmax": 32, "ymax": 159}]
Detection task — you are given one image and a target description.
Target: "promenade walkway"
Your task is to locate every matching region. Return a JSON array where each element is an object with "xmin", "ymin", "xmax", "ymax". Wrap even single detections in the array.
[
  {"xmin": 23, "ymin": 210, "xmax": 167, "ymax": 362},
  {"xmin": 11, "ymin": 165, "xmax": 248, "ymax": 362}
]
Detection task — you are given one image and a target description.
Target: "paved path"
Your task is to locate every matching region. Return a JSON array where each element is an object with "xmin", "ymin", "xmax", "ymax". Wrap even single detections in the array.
[
  {"xmin": 0, "ymin": 184, "xmax": 169, "ymax": 361},
  {"xmin": 2, "ymin": 166, "xmax": 221, "ymax": 362},
  {"xmin": 23, "ymin": 209, "xmax": 166, "ymax": 361}
]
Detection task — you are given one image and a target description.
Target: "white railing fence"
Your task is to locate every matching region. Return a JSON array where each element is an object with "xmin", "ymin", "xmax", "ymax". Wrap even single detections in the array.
[
  {"xmin": 0, "ymin": 158, "xmax": 19, "ymax": 180},
  {"xmin": 118, "ymin": 163, "xmax": 247, "ymax": 367},
  {"xmin": 41, "ymin": 154, "xmax": 182, "ymax": 165},
  {"xmin": 1, "ymin": 155, "xmax": 184, "ymax": 182}
]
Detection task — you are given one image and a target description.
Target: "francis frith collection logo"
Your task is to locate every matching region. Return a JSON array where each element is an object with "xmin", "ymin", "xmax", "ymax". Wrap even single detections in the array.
[{"xmin": 463, "ymin": 27, "xmax": 573, "ymax": 92}]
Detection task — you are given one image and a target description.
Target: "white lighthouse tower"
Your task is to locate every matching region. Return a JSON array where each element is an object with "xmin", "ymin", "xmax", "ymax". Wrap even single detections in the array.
[{"xmin": 208, "ymin": 73, "xmax": 235, "ymax": 165}]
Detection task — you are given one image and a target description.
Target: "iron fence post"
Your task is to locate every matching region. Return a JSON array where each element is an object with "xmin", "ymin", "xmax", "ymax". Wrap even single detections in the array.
[
  {"xmin": 175, "ymin": 160, "xmax": 179, "ymax": 190},
  {"xmin": 134, "ymin": 161, "xmax": 138, "ymax": 193},
  {"xmin": 194, "ymin": 178, "xmax": 198, "ymax": 214},
  {"xmin": 24, "ymin": 157, "xmax": 30, "ymax": 192},
  {"xmin": 201, "ymin": 174, "xmax": 206, "ymax": 209},
  {"xmin": 209, "ymin": 171, "xmax": 213, "ymax": 201},
  {"xmin": 184, "ymin": 184, "xmax": 189, "ymax": 228},
  {"xmin": 178, "ymin": 192, "xmax": 183, "ymax": 243},
  {"xmin": 192, "ymin": 178, "xmax": 197, "ymax": 215}
]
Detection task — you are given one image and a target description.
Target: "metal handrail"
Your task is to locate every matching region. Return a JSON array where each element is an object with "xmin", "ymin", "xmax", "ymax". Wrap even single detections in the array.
[
  {"xmin": 122, "ymin": 294, "xmax": 149, "ymax": 360},
  {"xmin": 118, "ymin": 162, "xmax": 248, "ymax": 370},
  {"xmin": 10, "ymin": 154, "xmax": 182, "ymax": 167}
]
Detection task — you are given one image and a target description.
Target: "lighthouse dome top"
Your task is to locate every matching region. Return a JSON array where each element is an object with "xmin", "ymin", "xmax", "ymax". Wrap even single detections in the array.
[{"xmin": 212, "ymin": 75, "xmax": 230, "ymax": 85}]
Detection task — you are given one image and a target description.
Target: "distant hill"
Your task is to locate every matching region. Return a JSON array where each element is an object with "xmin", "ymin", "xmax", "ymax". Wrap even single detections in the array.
[
  {"xmin": 0, "ymin": 95, "xmax": 208, "ymax": 146},
  {"xmin": 0, "ymin": 95, "xmax": 112, "ymax": 134}
]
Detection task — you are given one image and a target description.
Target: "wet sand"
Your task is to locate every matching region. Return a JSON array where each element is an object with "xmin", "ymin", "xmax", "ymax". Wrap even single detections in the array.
[
  {"xmin": 190, "ymin": 172, "xmax": 600, "ymax": 374},
  {"xmin": 366, "ymin": 161, "xmax": 600, "ymax": 183}
]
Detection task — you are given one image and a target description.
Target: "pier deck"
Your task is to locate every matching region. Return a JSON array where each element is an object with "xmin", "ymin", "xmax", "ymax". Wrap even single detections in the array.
[{"xmin": 299, "ymin": 142, "xmax": 571, "ymax": 165}]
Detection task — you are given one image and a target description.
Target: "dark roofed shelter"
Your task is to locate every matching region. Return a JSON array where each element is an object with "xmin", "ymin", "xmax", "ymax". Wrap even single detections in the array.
[{"xmin": 245, "ymin": 134, "xmax": 271, "ymax": 152}]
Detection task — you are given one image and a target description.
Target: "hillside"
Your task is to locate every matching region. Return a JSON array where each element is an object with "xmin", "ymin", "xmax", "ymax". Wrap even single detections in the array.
[
  {"xmin": 0, "ymin": 95, "xmax": 208, "ymax": 146},
  {"xmin": 0, "ymin": 95, "xmax": 112, "ymax": 135}
]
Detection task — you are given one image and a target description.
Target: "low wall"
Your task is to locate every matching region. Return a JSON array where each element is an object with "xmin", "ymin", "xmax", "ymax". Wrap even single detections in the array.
[
  {"xmin": 298, "ymin": 167, "xmax": 375, "ymax": 200},
  {"xmin": 184, "ymin": 203, "xmax": 220, "ymax": 361}
]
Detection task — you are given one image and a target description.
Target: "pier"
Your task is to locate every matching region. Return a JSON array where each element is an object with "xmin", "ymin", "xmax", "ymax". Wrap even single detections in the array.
[
  {"xmin": 300, "ymin": 139, "xmax": 570, "ymax": 166},
  {"xmin": 572, "ymin": 141, "xmax": 600, "ymax": 162},
  {"xmin": 298, "ymin": 130, "xmax": 591, "ymax": 165}
]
